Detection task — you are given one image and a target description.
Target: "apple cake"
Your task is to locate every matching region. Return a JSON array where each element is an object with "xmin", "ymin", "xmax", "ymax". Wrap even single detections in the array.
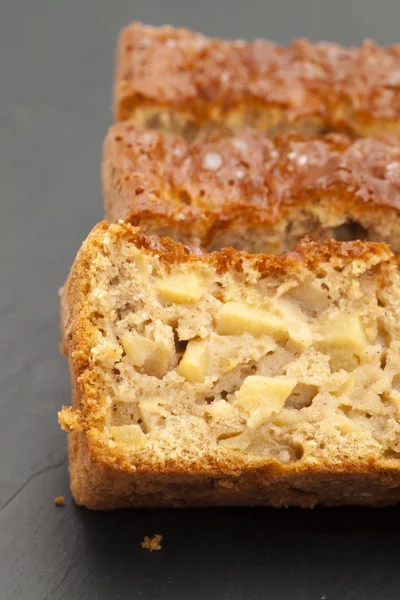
[
  {"xmin": 115, "ymin": 22, "xmax": 400, "ymax": 139},
  {"xmin": 59, "ymin": 221, "xmax": 400, "ymax": 509}
]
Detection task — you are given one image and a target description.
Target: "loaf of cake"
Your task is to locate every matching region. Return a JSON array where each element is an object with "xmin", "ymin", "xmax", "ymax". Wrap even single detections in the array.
[
  {"xmin": 103, "ymin": 124, "xmax": 400, "ymax": 253},
  {"xmin": 114, "ymin": 22, "xmax": 400, "ymax": 139},
  {"xmin": 59, "ymin": 221, "xmax": 400, "ymax": 509}
]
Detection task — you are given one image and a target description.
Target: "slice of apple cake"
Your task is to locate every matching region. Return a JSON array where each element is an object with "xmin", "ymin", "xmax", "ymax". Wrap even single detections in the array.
[{"xmin": 59, "ymin": 222, "xmax": 400, "ymax": 509}]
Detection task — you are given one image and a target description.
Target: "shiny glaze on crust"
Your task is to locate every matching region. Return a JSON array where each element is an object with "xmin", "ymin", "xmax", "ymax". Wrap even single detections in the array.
[
  {"xmin": 103, "ymin": 123, "xmax": 400, "ymax": 229},
  {"xmin": 115, "ymin": 22, "xmax": 400, "ymax": 130}
]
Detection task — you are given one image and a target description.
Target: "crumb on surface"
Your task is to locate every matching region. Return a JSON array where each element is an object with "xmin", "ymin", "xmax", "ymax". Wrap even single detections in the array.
[
  {"xmin": 54, "ymin": 495, "xmax": 65, "ymax": 506},
  {"xmin": 141, "ymin": 534, "xmax": 163, "ymax": 552}
]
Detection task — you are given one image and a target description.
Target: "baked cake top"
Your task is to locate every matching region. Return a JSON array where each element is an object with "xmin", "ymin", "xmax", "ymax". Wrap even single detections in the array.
[
  {"xmin": 115, "ymin": 22, "xmax": 400, "ymax": 132},
  {"xmin": 103, "ymin": 123, "xmax": 400, "ymax": 225}
]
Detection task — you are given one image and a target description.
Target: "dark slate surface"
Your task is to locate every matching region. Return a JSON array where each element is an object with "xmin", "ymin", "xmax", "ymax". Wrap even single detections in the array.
[{"xmin": 2, "ymin": 1, "xmax": 400, "ymax": 598}]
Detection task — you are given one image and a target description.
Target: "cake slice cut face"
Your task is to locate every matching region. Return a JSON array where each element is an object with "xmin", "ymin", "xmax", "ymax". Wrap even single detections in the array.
[
  {"xmin": 115, "ymin": 22, "xmax": 400, "ymax": 139},
  {"xmin": 59, "ymin": 222, "xmax": 400, "ymax": 509},
  {"xmin": 103, "ymin": 124, "xmax": 400, "ymax": 253}
]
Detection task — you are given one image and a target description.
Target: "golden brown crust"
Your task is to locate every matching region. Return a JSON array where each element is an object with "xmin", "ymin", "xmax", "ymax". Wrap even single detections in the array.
[
  {"xmin": 69, "ymin": 431, "xmax": 400, "ymax": 510},
  {"xmin": 59, "ymin": 221, "xmax": 392, "ymax": 286},
  {"xmin": 59, "ymin": 222, "xmax": 400, "ymax": 509},
  {"xmin": 115, "ymin": 22, "xmax": 400, "ymax": 136},
  {"xmin": 103, "ymin": 123, "xmax": 400, "ymax": 248}
]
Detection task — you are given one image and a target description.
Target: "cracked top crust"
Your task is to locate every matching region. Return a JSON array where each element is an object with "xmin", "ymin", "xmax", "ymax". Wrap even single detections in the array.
[
  {"xmin": 103, "ymin": 123, "xmax": 400, "ymax": 250},
  {"xmin": 114, "ymin": 22, "xmax": 400, "ymax": 135}
]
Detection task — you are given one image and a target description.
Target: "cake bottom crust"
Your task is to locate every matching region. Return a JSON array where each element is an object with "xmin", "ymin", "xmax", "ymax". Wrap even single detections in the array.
[{"xmin": 69, "ymin": 432, "xmax": 400, "ymax": 510}]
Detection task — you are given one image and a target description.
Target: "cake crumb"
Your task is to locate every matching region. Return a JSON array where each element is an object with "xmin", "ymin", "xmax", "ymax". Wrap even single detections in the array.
[
  {"xmin": 54, "ymin": 495, "xmax": 65, "ymax": 506},
  {"xmin": 141, "ymin": 534, "xmax": 163, "ymax": 552}
]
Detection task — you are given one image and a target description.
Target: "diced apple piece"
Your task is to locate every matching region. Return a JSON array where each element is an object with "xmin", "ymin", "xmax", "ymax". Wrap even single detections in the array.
[
  {"xmin": 138, "ymin": 400, "xmax": 168, "ymax": 432},
  {"xmin": 178, "ymin": 338, "xmax": 208, "ymax": 382},
  {"xmin": 287, "ymin": 319, "xmax": 313, "ymax": 347},
  {"xmin": 318, "ymin": 311, "xmax": 366, "ymax": 369},
  {"xmin": 236, "ymin": 375, "xmax": 297, "ymax": 428},
  {"xmin": 121, "ymin": 333, "xmax": 156, "ymax": 367},
  {"xmin": 218, "ymin": 430, "xmax": 253, "ymax": 450},
  {"xmin": 155, "ymin": 273, "xmax": 204, "ymax": 304},
  {"xmin": 336, "ymin": 414, "xmax": 364, "ymax": 436},
  {"xmin": 110, "ymin": 424, "xmax": 146, "ymax": 447},
  {"xmin": 207, "ymin": 399, "xmax": 234, "ymax": 419},
  {"xmin": 145, "ymin": 332, "xmax": 172, "ymax": 378},
  {"xmin": 319, "ymin": 312, "xmax": 366, "ymax": 349},
  {"xmin": 216, "ymin": 302, "xmax": 287, "ymax": 338},
  {"xmin": 277, "ymin": 300, "xmax": 313, "ymax": 347},
  {"xmin": 122, "ymin": 327, "xmax": 173, "ymax": 378}
]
